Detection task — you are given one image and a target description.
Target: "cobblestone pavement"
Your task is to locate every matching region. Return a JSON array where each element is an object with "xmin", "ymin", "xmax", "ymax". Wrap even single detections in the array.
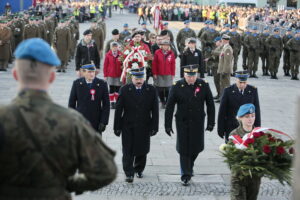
[{"xmin": 0, "ymin": 10, "xmax": 299, "ymax": 200}]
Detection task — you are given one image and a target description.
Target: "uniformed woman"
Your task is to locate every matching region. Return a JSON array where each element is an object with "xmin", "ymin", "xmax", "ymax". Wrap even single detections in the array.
[
  {"xmin": 229, "ymin": 103, "xmax": 261, "ymax": 200},
  {"xmin": 152, "ymin": 40, "xmax": 175, "ymax": 109}
]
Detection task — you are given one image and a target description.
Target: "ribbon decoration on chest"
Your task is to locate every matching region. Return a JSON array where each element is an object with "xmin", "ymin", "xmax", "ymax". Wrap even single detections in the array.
[{"xmin": 90, "ymin": 89, "xmax": 96, "ymax": 101}]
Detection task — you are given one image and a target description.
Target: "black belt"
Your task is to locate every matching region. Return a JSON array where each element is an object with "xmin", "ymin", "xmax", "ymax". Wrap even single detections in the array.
[{"xmin": 0, "ymin": 186, "xmax": 67, "ymax": 198}]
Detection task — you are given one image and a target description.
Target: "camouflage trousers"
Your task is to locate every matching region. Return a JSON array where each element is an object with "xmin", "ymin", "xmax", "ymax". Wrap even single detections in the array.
[
  {"xmin": 242, "ymin": 47, "xmax": 248, "ymax": 70},
  {"xmin": 268, "ymin": 53, "xmax": 281, "ymax": 74},
  {"xmin": 260, "ymin": 52, "xmax": 269, "ymax": 73},
  {"xmin": 290, "ymin": 52, "xmax": 300, "ymax": 76},
  {"xmin": 283, "ymin": 49, "xmax": 291, "ymax": 71},
  {"xmin": 212, "ymin": 65, "xmax": 220, "ymax": 96},
  {"xmin": 231, "ymin": 174, "xmax": 261, "ymax": 200},
  {"xmin": 0, "ymin": 60, "xmax": 8, "ymax": 70},
  {"xmin": 247, "ymin": 50, "xmax": 259, "ymax": 74},
  {"xmin": 219, "ymin": 73, "xmax": 230, "ymax": 97},
  {"xmin": 232, "ymin": 49, "xmax": 240, "ymax": 72}
]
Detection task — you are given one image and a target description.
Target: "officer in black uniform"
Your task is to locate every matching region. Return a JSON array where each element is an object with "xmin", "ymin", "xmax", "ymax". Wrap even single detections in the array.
[
  {"xmin": 165, "ymin": 65, "xmax": 215, "ymax": 186},
  {"xmin": 217, "ymin": 71, "xmax": 261, "ymax": 143},
  {"xmin": 114, "ymin": 67, "xmax": 159, "ymax": 183},
  {"xmin": 68, "ymin": 64, "xmax": 110, "ymax": 134}
]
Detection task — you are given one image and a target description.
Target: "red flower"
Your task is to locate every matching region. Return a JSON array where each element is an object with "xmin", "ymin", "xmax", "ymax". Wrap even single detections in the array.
[
  {"xmin": 263, "ymin": 145, "xmax": 271, "ymax": 154},
  {"xmin": 253, "ymin": 132, "xmax": 264, "ymax": 138},
  {"xmin": 244, "ymin": 138, "xmax": 255, "ymax": 145},
  {"xmin": 289, "ymin": 147, "xmax": 295, "ymax": 154},
  {"xmin": 268, "ymin": 137, "xmax": 276, "ymax": 142},
  {"xmin": 276, "ymin": 146, "xmax": 286, "ymax": 155},
  {"xmin": 194, "ymin": 87, "xmax": 201, "ymax": 96}
]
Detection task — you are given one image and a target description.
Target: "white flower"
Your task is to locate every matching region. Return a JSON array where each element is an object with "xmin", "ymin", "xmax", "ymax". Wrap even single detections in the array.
[
  {"xmin": 219, "ymin": 144, "xmax": 228, "ymax": 152},
  {"xmin": 132, "ymin": 63, "xmax": 139, "ymax": 69},
  {"xmin": 133, "ymin": 53, "xmax": 140, "ymax": 59},
  {"xmin": 124, "ymin": 49, "xmax": 130, "ymax": 55}
]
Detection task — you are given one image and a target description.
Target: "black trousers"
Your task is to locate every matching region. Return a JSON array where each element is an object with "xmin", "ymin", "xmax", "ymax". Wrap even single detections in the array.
[
  {"xmin": 180, "ymin": 153, "xmax": 198, "ymax": 180},
  {"xmin": 122, "ymin": 154, "xmax": 147, "ymax": 177}
]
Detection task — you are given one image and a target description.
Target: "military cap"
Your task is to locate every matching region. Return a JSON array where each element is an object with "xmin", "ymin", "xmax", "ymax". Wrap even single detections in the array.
[
  {"xmin": 83, "ymin": 29, "xmax": 92, "ymax": 35},
  {"xmin": 29, "ymin": 17, "xmax": 35, "ymax": 21},
  {"xmin": 59, "ymin": 19, "xmax": 64, "ymax": 23},
  {"xmin": 160, "ymin": 40, "xmax": 170, "ymax": 45},
  {"xmin": 222, "ymin": 34, "xmax": 230, "ymax": 40},
  {"xmin": 112, "ymin": 29, "xmax": 119, "ymax": 35},
  {"xmin": 274, "ymin": 27, "xmax": 280, "ymax": 32},
  {"xmin": 214, "ymin": 36, "xmax": 222, "ymax": 42},
  {"xmin": 188, "ymin": 38, "xmax": 197, "ymax": 43},
  {"xmin": 141, "ymin": 21, "xmax": 147, "ymax": 25},
  {"xmin": 263, "ymin": 26, "xmax": 269, "ymax": 30},
  {"xmin": 183, "ymin": 65, "xmax": 198, "ymax": 76},
  {"xmin": 295, "ymin": 29, "xmax": 300, "ymax": 34},
  {"xmin": 224, "ymin": 24, "xmax": 230, "ymax": 28},
  {"xmin": 123, "ymin": 23, "xmax": 128, "ymax": 27},
  {"xmin": 287, "ymin": 28, "xmax": 292, "ymax": 32},
  {"xmin": 252, "ymin": 26, "xmax": 258, "ymax": 30},
  {"xmin": 184, "ymin": 20, "xmax": 190, "ymax": 24},
  {"xmin": 231, "ymin": 24, "xmax": 237, "ymax": 28},
  {"xmin": 237, "ymin": 103, "xmax": 255, "ymax": 117},
  {"xmin": 204, "ymin": 20, "xmax": 210, "ymax": 25},
  {"xmin": 130, "ymin": 67, "xmax": 145, "ymax": 78},
  {"xmin": 208, "ymin": 20, "xmax": 214, "ymax": 25},
  {"xmin": 235, "ymin": 70, "xmax": 249, "ymax": 82},
  {"xmin": 81, "ymin": 64, "xmax": 96, "ymax": 71},
  {"xmin": 35, "ymin": 17, "xmax": 40, "ymax": 21},
  {"xmin": 14, "ymin": 38, "xmax": 61, "ymax": 66},
  {"xmin": 163, "ymin": 22, "xmax": 168, "ymax": 26},
  {"xmin": 0, "ymin": 20, "xmax": 7, "ymax": 24}
]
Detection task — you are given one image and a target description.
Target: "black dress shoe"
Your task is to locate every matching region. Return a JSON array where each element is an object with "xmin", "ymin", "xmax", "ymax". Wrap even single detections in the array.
[
  {"xmin": 111, "ymin": 102, "xmax": 116, "ymax": 109},
  {"xmin": 181, "ymin": 178, "xmax": 190, "ymax": 186},
  {"xmin": 136, "ymin": 172, "xmax": 143, "ymax": 178},
  {"xmin": 215, "ymin": 99, "xmax": 220, "ymax": 103},
  {"xmin": 213, "ymin": 95, "xmax": 219, "ymax": 100},
  {"xmin": 125, "ymin": 176, "xmax": 134, "ymax": 183},
  {"xmin": 57, "ymin": 69, "xmax": 61, "ymax": 72},
  {"xmin": 62, "ymin": 69, "xmax": 66, "ymax": 73}
]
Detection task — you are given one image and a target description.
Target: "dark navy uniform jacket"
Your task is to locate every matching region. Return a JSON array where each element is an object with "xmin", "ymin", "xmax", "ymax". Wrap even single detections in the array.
[
  {"xmin": 217, "ymin": 84, "xmax": 261, "ymax": 140},
  {"xmin": 68, "ymin": 77, "xmax": 110, "ymax": 131}
]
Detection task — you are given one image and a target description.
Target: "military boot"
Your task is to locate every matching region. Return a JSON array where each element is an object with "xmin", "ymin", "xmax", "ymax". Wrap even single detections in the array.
[{"xmin": 286, "ymin": 69, "xmax": 291, "ymax": 76}]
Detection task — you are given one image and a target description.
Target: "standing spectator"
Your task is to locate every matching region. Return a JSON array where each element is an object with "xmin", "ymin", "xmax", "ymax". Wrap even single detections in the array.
[
  {"xmin": 138, "ymin": 5, "xmax": 145, "ymax": 24},
  {"xmin": 69, "ymin": 64, "xmax": 110, "ymax": 134},
  {"xmin": 152, "ymin": 40, "xmax": 176, "ymax": 109},
  {"xmin": 75, "ymin": 29, "xmax": 100, "ymax": 77},
  {"xmin": 114, "ymin": 68, "xmax": 159, "ymax": 183},
  {"xmin": 0, "ymin": 20, "xmax": 11, "ymax": 72},
  {"xmin": 103, "ymin": 42, "xmax": 123, "ymax": 109},
  {"xmin": 282, "ymin": 28, "xmax": 293, "ymax": 77}
]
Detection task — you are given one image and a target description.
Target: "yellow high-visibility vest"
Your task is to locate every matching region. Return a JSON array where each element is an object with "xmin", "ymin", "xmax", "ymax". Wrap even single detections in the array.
[
  {"xmin": 202, "ymin": 10, "xmax": 207, "ymax": 17},
  {"xmin": 98, "ymin": 4, "xmax": 103, "ymax": 12},
  {"xmin": 119, "ymin": 3, "xmax": 124, "ymax": 8},
  {"xmin": 210, "ymin": 11, "xmax": 215, "ymax": 20},
  {"xmin": 73, "ymin": 9, "xmax": 79, "ymax": 16},
  {"xmin": 90, "ymin": 5, "xmax": 96, "ymax": 14}
]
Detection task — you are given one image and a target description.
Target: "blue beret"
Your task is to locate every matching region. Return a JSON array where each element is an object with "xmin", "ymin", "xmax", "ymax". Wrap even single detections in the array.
[
  {"xmin": 252, "ymin": 26, "xmax": 258, "ymax": 30},
  {"xmin": 237, "ymin": 104, "xmax": 255, "ymax": 117},
  {"xmin": 287, "ymin": 28, "xmax": 292, "ymax": 32},
  {"xmin": 224, "ymin": 24, "xmax": 230, "ymax": 28},
  {"xmin": 263, "ymin": 27, "xmax": 269, "ymax": 30},
  {"xmin": 141, "ymin": 21, "xmax": 146, "ymax": 25},
  {"xmin": 208, "ymin": 20, "xmax": 214, "ymax": 25},
  {"xmin": 204, "ymin": 20, "xmax": 209, "ymax": 25},
  {"xmin": 81, "ymin": 64, "xmax": 96, "ymax": 71},
  {"xmin": 184, "ymin": 20, "xmax": 190, "ymax": 24},
  {"xmin": 274, "ymin": 27, "xmax": 280, "ymax": 32},
  {"xmin": 214, "ymin": 36, "xmax": 222, "ymax": 42},
  {"xmin": 231, "ymin": 24, "xmax": 237, "ymax": 28},
  {"xmin": 123, "ymin": 23, "xmax": 128, "ymax": 27},
  {"xmin": 14, "ymin": 38, "xmax": 61, "ymax": 66},
  {"xmin": 296, "ymin": 30, "xmax": 300, "ymax": 34},
  {"xmin": 163, "ymin": 22, "xmax": 168, "ymax": 26},
  {"xmin": 235, "ymin": 70, "xmax": 249, "ymax": 81}
]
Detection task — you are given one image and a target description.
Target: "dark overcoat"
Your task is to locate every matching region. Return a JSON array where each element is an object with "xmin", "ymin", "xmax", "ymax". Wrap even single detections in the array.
[
  {"xmin": 68, "ymin": 77, "xmax": 110, "ymax": 131},
  {"xmin": 114, "ymin": 83, "xmax": 159, "ymax": 156},
  {"xmin": 217, "ymin": 84, "xmax": 261, "ymax": 139},
  {"xmin": 165, "ymin": 79, "xmax": 215, "ymax": 156}
]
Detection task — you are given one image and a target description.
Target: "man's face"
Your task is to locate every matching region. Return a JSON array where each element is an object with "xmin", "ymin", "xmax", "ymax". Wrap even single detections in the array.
[
  {"xmin": 184, "ymin": 74, "xmax": 197, "ymax": 85},
  {"xmin": 163, "ymin": 25, "xmax": 168, "ymax": 30},
  {"xmin": 84, "ymin": 70, "xmax": 96, "ymax": 81},
  {"xmin": 134, "ymin": 34, "xmax": 142, "ymax": 42},
  {"xmin": 84, "ymin": 34, "xmax": 92, "ymax": 43},
  {"xmin": 156, "ymin": 36, "xmax": 162, "ymax": 44},
  {"xmin": 142, "ymin": 24, "xmax": 146, "ymax": 29},
  {"xmin": 112, "ymin": 34, "xmax": 119, "ymax": 40},
  {"xmin": 236, "ymin": 79, "xmax": 247, "ymax": 90},
  {"xmin": 124, "ymin": 27, "xmax": 128, "ymax": 31},
  {"xmin": 185, "ymin": 23, "xmax": 189, "ymax": 28},
  {"xmin": 188, "ymin": 42, "xmax": 196, "ymax": 49},
  {"xmin": 132, "ymin": 77, "xmax": 144, "ymax": 87},
  {"xmin": 215, "ymin": 40, "xmax": 222, "ymax": 46}
]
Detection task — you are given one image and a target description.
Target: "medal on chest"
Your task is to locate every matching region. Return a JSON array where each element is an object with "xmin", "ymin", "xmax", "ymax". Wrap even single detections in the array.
[
  {"xmin": 194, "ymin": 87, "xmax": 201, "ymax": 97},
  {"xmin": 90, "ymin": 89, "xmax": 96, "ymax": 101}
]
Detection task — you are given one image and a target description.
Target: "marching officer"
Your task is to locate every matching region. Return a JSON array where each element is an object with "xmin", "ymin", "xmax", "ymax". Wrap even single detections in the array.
[
  {"xmin": 241, "ymin": 26, "xmax": 251, "ymax": 70},
  {"xmin": 114, "ymin": 67, "xmax": 159, "ymax": 183},
  {"xmin": 266, "ymin": 27, "xmax": 283, "ymax": 79},
  {"xmin": 228, "ymin": 24, "xmax": 241, "ymax": 73},
  {"xmin": 244, "ymin": 26, "xmax": 261, "ymax": 78},
  {"xmin": 286, "ymin": 30, "xmax": 300, "ymax": 80},
  {"xmin": 23, "ymin": 17, "xmax": 39, "ymax": 40},
  {"xmin": 68, "ymin": 64, "xmax": 110, "ymax": 134},
  {"xmin": 176, "ymin": 20, "xmax": 196, "ymax": 55},
  {"xmin": 259, "ymin": 27, "xmax": 270, "ymax": 76},
  {"xmin": 211, "ymin": 36, "xmax": 223, "ymax": 100},
  {"xmin": 91, "ymin": 18, "xmax": 104, "ymax": 58},
  {"xmin": 282, "ymin": 28, "xmax": 293, "ymax": 77},
  {"xmin": 0, "ymin": 20, "xmax": 11, "ymax": 71},
  {"xmin": 165, "ymin": 65, "xmax": 215, "ymax": 186},
  {"xmin": 217, "ymin": 71, "xmax": 261, "ymax": 142}
]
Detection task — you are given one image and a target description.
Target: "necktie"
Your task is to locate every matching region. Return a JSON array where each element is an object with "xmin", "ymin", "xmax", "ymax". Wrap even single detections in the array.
[
  {"xmin": 136, "ymin": 88, "xmax": 141, "ymax": 95},
  {"xmin": 240, "ymin": 90, "xmax": 244, "ymax": 95}
]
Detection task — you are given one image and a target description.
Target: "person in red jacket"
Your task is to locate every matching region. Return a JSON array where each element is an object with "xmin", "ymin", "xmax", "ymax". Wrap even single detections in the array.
[
  {"xmin": 103, "ymin": 42, "xmax": 123, "ymax": 109},
  {"xmin": 152, "ymin": 40, "xmax": 176, "ymax": 109}
]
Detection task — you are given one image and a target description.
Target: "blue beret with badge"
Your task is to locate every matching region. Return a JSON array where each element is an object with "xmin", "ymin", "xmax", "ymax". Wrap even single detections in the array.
[
  {"xmin": 81, "ymin": 64, "xmax": 96, "ymax": 71},
  {"xmin": 14, "ymin": 38, "xmax": 61, "ymax": 66},
  {"xmin": 130, "ymin": 67, "xmax": 145, "ymax": 78},
  {"xmin": 235, "ymin": 70, "xmax": 249, "ymax": 82},
  {"xmin": 204, "ymin": 20, "xmax": 209, "ymax": 25},
  {"xmin": 214, "ymin": 36, "xmax": 222, "ymax": 42},
  {"xmin": 123, "ymin": 23, "xmax": 128, "ymax": 27},
  {"xmin": 184, "ymin": 20, "xmax": 190, "ymax": 24},
  {"xmin": 274, "ymin": 27, "xmax": 280, "ymax": 32},
  {"xmin": 237, "ymin": 103, "xmax": 255, "ymax": 117},
  {"xmin": 252, "ymin": 26, "xmax": 258, "ymax": 30}
]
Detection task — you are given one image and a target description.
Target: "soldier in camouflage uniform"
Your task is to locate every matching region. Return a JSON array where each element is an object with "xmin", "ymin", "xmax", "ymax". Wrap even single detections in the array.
[
  {"xmin": 197, "ymin": 20, "xmax": 210, "ymax": 49},
  {"xmin": 200, "ymin": 21, "xmax": 220, "ymax": 76},
  {"xmin": 23, "ymin": 17, "xmax": 39, "ymax": 40},
  {"xmin": 286, "ymin": 30, "xmax": 300, "ymax": 80},
  {"xmin": 176, "ymin": 20, "xmax": 196, "ymax": 55},
  {"xmin": 45, "ymin": 14, "xmax": 56, "ymax": 45},
  {"xmin": 220, "ymin": 24, "xmax": 230, "ymax": 36},
  {"xmin": 7, "ymin": 18, "xmax": 16, "ymax": 64},
  {"xmin": 91, "ymin": 18, "xmax": 105, "ymax": 58},
  {"xmin": 37, "ymin": 17, "xmax": 47, "ymax": 41},
  {"xmin": 229, "ymin": 104, "xmax": 261, "ymax": 200},
  {"xmin": 12, "ymin": 15, "xmax": 24, "ymax": 48},
  {"xmin": 228, "ymin": 24, "xmax": 241, "ymax": 73},
  {"xmin": 282, "ymin": 28, "xmax": 293, "ymax": 76},
  {"xmin": 105, "ymin": 29, "xmax": 123, "ymax": 53},
  {"xmin": 0, "ymin": 38, "xmax": 117, "ymax": 200},
  {"xmin": 0, "ymin": 20, "xmax": 12, "ymax": 71},
  {"xmin": 97, "ymin": 19, "xmax": 106, "ymax": 41},
  {"xmin": 259, "ymin": 27, "xmax": 270, "ymax": 76},
  {"xmin": 244, "ymin": 26, "xmax": 261, "ymax": 78},
  {"xmin": 52, "ymin": 20, "xmax": 71, "ymax": 72},
  {"xmin": 265, "ymin": 27, "xmax": 283, "ymax": 79},
  {"xmin": 241, "ymin": 26, "xmax": 251, "ymax": 70},
  {"xmin": 119, "ymin": 23, "xmax": 131, "ymax": 42},
  {"xmin": 210, "ymin": 36, "xmax": 223, "ymax": 99}
]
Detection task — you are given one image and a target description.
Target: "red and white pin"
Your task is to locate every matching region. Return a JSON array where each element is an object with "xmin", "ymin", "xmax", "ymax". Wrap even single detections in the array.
[{"xmin": 90, "ymin": 89, "xmax": 96, "ymax": 101}]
